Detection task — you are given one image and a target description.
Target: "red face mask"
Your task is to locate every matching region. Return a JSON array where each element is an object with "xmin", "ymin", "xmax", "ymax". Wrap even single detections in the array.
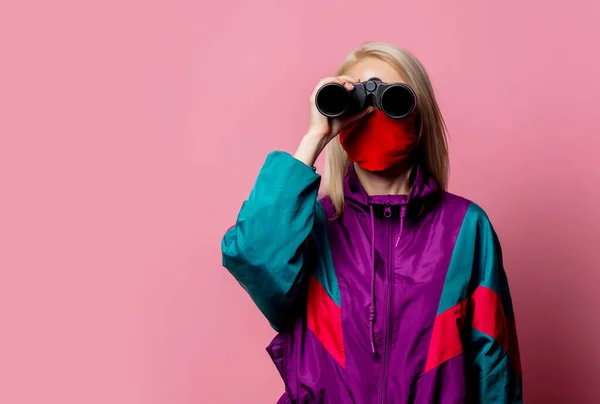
[{"xmin": 338, "ymin": 109, "xmax": 418, "ymax": 172}]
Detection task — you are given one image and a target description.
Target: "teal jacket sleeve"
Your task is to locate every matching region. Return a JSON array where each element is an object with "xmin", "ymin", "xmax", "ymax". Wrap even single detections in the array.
[
  {"xmin": 221, "ymin": 151, "xmax": 321, "ymax": 331},
  {"xmin": 467, "ymin": 205, "xmax": 523, "ymax": 403}
]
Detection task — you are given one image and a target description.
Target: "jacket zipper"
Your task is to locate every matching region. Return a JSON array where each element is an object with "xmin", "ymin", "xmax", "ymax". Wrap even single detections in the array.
[{"xmin": 380, "ymin": 204, "xmax": 393, "ymax": 404}]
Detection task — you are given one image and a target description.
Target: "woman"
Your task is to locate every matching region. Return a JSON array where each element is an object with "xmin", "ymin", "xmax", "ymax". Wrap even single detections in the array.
[{"xmin": 221, "ymin": 42, "xmax": 522, "ymax": 403}]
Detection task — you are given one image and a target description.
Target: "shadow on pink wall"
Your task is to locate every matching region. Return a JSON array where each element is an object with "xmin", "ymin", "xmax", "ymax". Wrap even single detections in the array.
[{"xmin": 501, "ymin": 182, "xmax": 600, "ymax": 403}]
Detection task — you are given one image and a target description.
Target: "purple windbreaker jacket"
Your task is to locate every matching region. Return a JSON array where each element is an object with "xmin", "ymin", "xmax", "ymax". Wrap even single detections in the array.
[{"xmin": 222, "ymin": 151, "xmax": 523, "ymax": 403}]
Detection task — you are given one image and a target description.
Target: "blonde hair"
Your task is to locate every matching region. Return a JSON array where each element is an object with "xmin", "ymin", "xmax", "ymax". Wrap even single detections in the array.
[{"xmin": 324, "ymin": 41, "xmax": 449, "ymax": 218}]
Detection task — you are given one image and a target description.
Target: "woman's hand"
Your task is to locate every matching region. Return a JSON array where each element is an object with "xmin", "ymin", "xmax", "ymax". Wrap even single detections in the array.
[{"xmin": 295, "ymin": 76, "xmax": 375, "ymax": 167}]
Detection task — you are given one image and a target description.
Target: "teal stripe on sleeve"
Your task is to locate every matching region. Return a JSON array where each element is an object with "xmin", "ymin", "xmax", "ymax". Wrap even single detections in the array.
[
  {"xmin": 436, "ymin": 202, "xmax": 514, "ymax": 316},
  {"xmin": 436, "ymin": 203, "xmax": 478, "ymax": 314},
  {"xmin": 310, "ymin": 203, "xmax": 340, "ymax": 307},
  {"xmin": 221, "ymin": 151, "xmax": 322, "ymax": 331},
  {"xmin": 469, "ymin": 329, "xmax": 523, "ymax": 403}
]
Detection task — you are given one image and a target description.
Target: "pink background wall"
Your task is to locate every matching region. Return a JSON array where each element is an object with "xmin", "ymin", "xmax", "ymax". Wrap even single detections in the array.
[{"xmin": 1, "ymin": 0, "xmax": 599, "ymax": 403}]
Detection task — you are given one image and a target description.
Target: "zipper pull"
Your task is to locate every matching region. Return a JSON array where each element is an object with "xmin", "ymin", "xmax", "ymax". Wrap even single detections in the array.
[{"xmin": 384, "ymin": 204, "xmax": 392, "ymax": 218}]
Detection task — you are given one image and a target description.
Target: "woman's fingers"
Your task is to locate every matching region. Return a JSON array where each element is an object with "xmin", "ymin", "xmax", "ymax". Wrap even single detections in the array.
[{"xmin": 314, "ymin": 76, "xmax": 360, "ymax": 93}]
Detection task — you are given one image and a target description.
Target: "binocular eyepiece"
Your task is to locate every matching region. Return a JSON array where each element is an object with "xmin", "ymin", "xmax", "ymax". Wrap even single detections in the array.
[{"xmin": 315, "ymin": 77, "xmax": 417, "ymax": 119}]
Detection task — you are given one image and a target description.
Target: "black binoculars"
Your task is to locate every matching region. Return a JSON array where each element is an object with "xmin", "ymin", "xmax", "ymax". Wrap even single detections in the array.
[{"xmin": 315, "ymin": 77, "xmax": 417, "ymax": 119}]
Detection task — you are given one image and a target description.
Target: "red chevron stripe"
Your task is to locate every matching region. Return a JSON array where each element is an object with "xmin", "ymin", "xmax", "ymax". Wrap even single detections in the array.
[
  {"xmin": 425, "ymin": 299, "xmax": 468, "ymax": 372},
  {"xmin": 472, "ymin": 286, "xmax": 522, "ymax": 376},
  {"xmin": 471, "ymin": 286, "xmax": 508, "ymax": 349},
  {"xmin": 306, "ymin": 275, "xmax": 345, "ymax": 368},
  {"xmin": 425, "ymin": 286, "xmax": 521, "ymax": 375}
]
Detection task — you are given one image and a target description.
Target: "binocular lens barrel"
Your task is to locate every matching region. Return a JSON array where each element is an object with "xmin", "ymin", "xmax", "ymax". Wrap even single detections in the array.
[
  {"xmin": 315, "ymin": 83, "xmax": 350, "ymax": 117},
  {"xmin": 315, "ymin": 81, "xmax": 416, "ymax": 119},
  {"xmin": 381, "ymin": 85, "xmax": 415, "ymax": 119}
]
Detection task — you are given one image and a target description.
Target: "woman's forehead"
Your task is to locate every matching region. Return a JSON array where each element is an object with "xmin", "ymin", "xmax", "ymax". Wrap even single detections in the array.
[{"xmin": 346, "ymin": 57, "xmax": 405, "ymax": 84}]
